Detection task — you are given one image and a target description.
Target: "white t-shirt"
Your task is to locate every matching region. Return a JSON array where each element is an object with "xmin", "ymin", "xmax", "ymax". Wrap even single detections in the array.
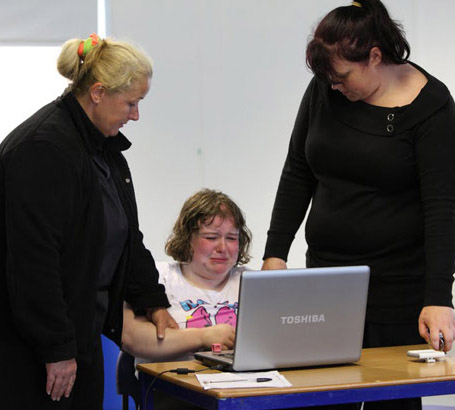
[
  {"xmin": 157, "ymin": 261, "xmax": 245, "ymax": 330},
  {"xmin": 135, "ymin": 261, "xmax": 247, "ymax": 365}
]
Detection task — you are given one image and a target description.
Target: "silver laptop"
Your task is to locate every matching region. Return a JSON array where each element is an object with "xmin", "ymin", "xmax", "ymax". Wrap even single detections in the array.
[{"xmin": 194, "ymin": 266, "xmax": 370, "ymax": 371}]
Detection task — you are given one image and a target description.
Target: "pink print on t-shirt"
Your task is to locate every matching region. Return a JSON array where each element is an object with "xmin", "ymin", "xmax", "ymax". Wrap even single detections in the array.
[
  {"xmin": 186, "ymin": 306, "xmax": 212, "ymax": 328},
  {"xmin": 215, "ymin": 306, "xmax": 237, "ymax": 328},
  {"xmin": 181, "ymin": 299, "xmax": 238, "ymax": 329}
]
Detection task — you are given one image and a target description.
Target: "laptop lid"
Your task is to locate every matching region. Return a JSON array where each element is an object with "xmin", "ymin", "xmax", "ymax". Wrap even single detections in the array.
[{"xmin": 195, "ymin": 265, "xmax": 369, "ymax": 371}]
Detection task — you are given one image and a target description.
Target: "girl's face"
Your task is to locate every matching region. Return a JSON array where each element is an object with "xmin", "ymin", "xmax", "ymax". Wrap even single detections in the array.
[{"xmin": 188, "ymin": 215, "xmax": 240, "ymax": 281}]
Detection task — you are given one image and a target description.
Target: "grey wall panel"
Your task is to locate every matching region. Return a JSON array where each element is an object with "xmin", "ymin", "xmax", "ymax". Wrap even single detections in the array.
[{"xmin": 0, "ymin": 0, "xmax": 97, "ymax": 45}]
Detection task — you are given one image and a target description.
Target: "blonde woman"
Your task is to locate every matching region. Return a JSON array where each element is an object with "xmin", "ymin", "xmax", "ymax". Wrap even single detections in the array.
[{"xmin": 0, "ymin": 33, "xmax": 176, "ymax": 409}]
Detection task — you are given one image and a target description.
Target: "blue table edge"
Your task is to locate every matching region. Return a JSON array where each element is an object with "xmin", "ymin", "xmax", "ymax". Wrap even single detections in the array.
[{"xmin": 139, "ymin": 372, "xmax": 455, "ymax": 409}]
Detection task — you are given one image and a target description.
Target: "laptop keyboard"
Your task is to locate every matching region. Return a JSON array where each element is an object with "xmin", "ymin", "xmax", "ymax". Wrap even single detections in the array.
[{"xmin": 219, "ymin": 352, "xmax": 234, "ymax": 360}]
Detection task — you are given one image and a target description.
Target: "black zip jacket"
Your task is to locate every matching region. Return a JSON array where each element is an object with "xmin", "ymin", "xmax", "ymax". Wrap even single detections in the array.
[{"xmin": 0, "ymin": 92, "xmax": 169, "ymax": 363}]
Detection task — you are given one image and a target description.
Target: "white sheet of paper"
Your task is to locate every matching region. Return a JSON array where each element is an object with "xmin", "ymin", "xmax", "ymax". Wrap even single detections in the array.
[{"xmin": 196, "ymin": 370, "xmax": 292, "ymax": 390}]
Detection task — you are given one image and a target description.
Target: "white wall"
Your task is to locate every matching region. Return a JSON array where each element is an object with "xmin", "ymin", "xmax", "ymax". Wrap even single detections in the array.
[
  {"xmin": 110, "ymin": 0, "xmax": 340, "ymax": 269},
  {"xmin": 0, "ymin": 47, "xmax": 68, "ymax": 137}
]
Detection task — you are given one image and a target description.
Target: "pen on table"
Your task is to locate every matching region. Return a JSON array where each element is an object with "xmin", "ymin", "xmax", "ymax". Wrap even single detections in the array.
[{"xmin": 206, "ymin": 377, "xmax": 273, "ymax": 384}]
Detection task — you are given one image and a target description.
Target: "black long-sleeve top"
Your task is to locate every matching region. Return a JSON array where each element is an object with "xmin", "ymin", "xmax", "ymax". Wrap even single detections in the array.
[
  {"xmin": 264, "ymin": 63, "xmax": 455, "ymax": 323},
  {"xmin": 0, "ymin": 92, "xmax": 169, "ymax": 363}
]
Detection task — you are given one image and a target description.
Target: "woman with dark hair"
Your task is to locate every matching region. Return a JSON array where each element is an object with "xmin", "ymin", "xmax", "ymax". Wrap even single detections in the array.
[{"xmin": 263, "ymin": 1, "xmax": 455, "ymax": 409}]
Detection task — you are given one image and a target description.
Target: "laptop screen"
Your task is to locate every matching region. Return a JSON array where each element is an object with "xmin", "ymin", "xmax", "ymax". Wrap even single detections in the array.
[{"xmin": 195, "ymin": 265, "xmax": 370, "ymax": 371}]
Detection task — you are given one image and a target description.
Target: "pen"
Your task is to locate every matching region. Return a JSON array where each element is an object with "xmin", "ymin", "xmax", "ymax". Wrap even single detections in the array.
[
  {"xmin": 427, "ymin": 332, "xmax": 445, "ymax": 351},
  {"xmin": 207, "ymin": 377, "xmax": 273, "ymax": 384},
  {"xmin": 439, "ymin": 333, "xmax": 445, "ymax": 351}
]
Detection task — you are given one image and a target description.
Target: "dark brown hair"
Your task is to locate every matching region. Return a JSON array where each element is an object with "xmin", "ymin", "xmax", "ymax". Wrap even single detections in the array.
[
  {"xmin": 306, "ymin": 0, "xmax": 410, "ymax": 82},
  {"xmin": 165, "ymin": 189, "xmax": 252, "ymax": 265}
]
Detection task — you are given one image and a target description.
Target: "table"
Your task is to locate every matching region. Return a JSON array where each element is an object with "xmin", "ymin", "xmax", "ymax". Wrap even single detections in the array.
[{"xmin": 137, "ymin": 344, "xmax": 455, "ymax": 409}]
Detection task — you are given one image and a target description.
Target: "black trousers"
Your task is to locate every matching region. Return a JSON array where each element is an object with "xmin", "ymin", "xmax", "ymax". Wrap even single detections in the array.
[{"xmin": 2, "ymin": 338, "xmax": 104, "ymax": 410}]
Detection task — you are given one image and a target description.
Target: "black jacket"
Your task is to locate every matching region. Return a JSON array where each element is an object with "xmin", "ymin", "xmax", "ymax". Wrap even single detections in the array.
[{"xmin": 0, "ymin": 92, "xmax": 169, "ymax": 363}]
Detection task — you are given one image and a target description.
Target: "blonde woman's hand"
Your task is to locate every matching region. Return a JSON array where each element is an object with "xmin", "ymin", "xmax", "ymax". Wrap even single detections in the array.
[
  {"xmin": 45, "ymin": 358, "xmax": 77, "ymax": 401},
  {"xmin": 146, "ymin": 307, "xmax": 179, "ymax": 340}
]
